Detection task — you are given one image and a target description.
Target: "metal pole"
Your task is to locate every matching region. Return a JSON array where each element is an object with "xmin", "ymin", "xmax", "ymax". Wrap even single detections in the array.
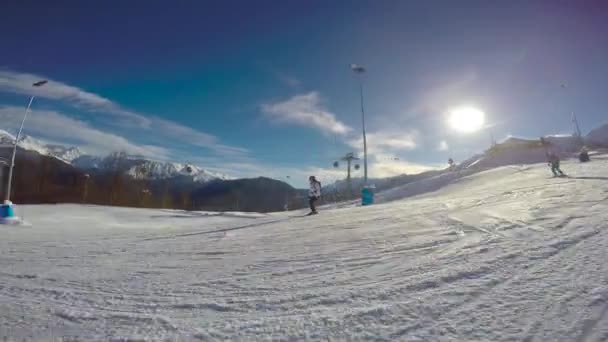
[
  {"xmin": 347, "ymin": 158, "xmax": 352, "ymax": 196},
  {"xmin": 359, "ymin": 79, "xmax": 368, "ymax": 185},
  {"xmin": 347, "ymin": 159, "xmax": 351, "ymax": 182},
  {"xmin": 351, "ymin": 65, "xmax": 368, "ymax": 185},
  {"xmin": 6, "ymin": 96, "xmax": 35, "ymax": 202},
  {"xmin": 0, "ymin": 161, "xmax": 5, "ymax": 200},
  {"xmin": 572, "ymin": 112, "xmax": 582, "ymax": 137}
]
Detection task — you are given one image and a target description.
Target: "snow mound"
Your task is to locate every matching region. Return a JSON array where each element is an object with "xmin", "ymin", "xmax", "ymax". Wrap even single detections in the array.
[
  {"xmin": 456, "ymin": 135, "xmax": 583, "ymax": 172},
  {"xmin": 586, "ymin": 122, "xmax": 608, "ymax": 147}
]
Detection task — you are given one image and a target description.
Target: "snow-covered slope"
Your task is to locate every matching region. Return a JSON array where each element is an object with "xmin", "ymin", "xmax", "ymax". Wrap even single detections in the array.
[
  {"xmin": 2, "ymin": 155, "xmax": 608, "ymax": 340},
  {"xmin": 587, "ymin": 122, "xmax": 608, "ymax": 146},
  {"xmin": 456, "ymin": 135, "xmax": 583, "ymax": 171}
]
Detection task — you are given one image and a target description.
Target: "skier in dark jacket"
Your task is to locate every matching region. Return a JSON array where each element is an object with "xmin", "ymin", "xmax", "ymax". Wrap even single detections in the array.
[
  {"xmin": 579, "ymin": 146, "xmax": 590, "ymax": 162},
  {"xmin": 308, "ymin": 176, "xmax": 321, "ymax": 215},
  {"xmin": 547, "ymin": 152, "xmax": 565, "ymax": 177}
]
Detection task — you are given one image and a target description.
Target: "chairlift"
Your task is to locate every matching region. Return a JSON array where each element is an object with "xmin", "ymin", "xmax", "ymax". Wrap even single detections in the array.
[
  {"xmin": 333, "ymin": 161, "xmax": 339, "ymax": 168},
  {"xmin": 354, "ymin": 164, "xmax": 360, "ymax": 170}
]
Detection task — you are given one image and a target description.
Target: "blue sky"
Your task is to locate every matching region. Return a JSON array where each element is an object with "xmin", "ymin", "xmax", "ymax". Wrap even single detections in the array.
[{"xmin": 1, "ymin": 0, "xmax": 607, "ymax": 186}]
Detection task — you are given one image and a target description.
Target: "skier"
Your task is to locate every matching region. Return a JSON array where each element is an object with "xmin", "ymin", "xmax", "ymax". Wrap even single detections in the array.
[
  {"xmin": 547, "ymin": 151, "xmax": 565, "ymax": 177},
  {"xmin": 308, "ymin": 176, "xmax": 321, "ymax": 215},
  {"xmin": 448, "ymin": 158, "xmax": 455, "ymax": 170},
  {"xmin": 579, "ymin": 146, "xmax": 590, "ymax": 162}
]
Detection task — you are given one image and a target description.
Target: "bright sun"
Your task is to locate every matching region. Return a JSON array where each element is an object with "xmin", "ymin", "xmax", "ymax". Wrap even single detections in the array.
[{"xmin": 448, "ymin": 107, "xmax": 485, "ymax": 133}]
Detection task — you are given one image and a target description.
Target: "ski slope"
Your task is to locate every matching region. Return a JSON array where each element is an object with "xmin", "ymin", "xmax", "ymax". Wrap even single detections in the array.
[{"xmin": 1, "ymin": 156, "xmax": 608, "ymax": 341}]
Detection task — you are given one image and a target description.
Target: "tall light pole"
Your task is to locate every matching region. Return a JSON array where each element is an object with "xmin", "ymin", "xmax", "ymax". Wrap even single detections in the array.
[
  {"xmin": 0, "ymin": 158, "xmax": 8, "ymax": 200},
  {"xmin": 5, "ymin": 80, "xmax": 48, "ymax": 203},
  {"xmin": 350, "ymin": 64, "xmax": 368, "ymax": 184}
]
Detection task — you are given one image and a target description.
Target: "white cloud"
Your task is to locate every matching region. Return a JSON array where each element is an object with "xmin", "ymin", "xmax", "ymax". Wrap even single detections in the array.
[
  {"xmin": 0, "ymin": 70, "xmax": 246, "ymax": 155},
  {"xmin": 368, "ymin": 156, "xmax": 436, "ymax": 178},
  {"xmin": 261, "ymin": 91, "xmax": 352, "ymax": 135},
  {"xmin": 149, "ymin": 118, "xmax": 248, "ymax": 155},
  {"xmin": 343, "ymin": 131, "xmax": 435, "ymax": 178},
  {"xmin": 198, "ymin": 150, "xmax": 435, "ymax": 187},
  {"xmin": 347, "ymin": 130, "xmax": 418, "ymax": 156},
  {"xmin": 277, "ymin": 73, "xmax": 301, "ymax": 88},
  {"xmin": 287, "ymin": 159, "xmax": 434, "ymax": 185},
  {"xmin": 0, "ymin": 70, "xmax": 150, "ymax": 128},
  {"xmin": 0, "ymin": 70, "xmax": 437, "ymax": 183},
  {"xmin": 0, "ymin": 106, "xmax": 169, "ymax": 158},
  {"xmin": 438, "ymin": 140, "xmax": 449, "ymax": 151}
]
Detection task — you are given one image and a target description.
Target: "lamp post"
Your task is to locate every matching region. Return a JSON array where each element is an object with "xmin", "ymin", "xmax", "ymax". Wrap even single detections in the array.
[
  {"xmin": 4, "ymin": 80, "xmax": 47, "ymax": 205},
  {"xmin": 350, "ymin": 64, "xmax": 368, "ymax": 184},
  {"xmin": 0, "ymin": 158, "xmax": 8, "ymax": 200}
]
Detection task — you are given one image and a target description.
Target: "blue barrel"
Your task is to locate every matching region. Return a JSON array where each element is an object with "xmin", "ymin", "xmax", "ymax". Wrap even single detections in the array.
[
  {"xmin": 361, "ymin": 186, "xmax": 374, "ymax": 206},
  {"xmin": 1, "ymin": 204, "xmax": 14, "ymax": 218}
]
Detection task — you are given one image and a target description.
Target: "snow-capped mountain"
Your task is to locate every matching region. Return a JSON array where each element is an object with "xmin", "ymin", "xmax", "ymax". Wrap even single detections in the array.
[
  {"xmin": 72, "ymin": 154, "xmax": 229, "ymax": 183},
  {"xmin": 0, "ymin": 130, "xmax": 227, "ymax": 183},
  {"xmin": 124, "ymin": 159, "xmax": 229, "ymax": 183},
  {"xmin": 0, "ymin": 129, "xmax": 84, "ymax": 163},
  {"xmin": 41, "ymin": 144, "xmax": 83, "ymax": 163}
]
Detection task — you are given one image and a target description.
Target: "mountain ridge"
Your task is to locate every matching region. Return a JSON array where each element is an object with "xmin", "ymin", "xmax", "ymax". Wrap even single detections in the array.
[{"xmin": 0, "ymin": 130, "xmax": 227, "ymax": 183}]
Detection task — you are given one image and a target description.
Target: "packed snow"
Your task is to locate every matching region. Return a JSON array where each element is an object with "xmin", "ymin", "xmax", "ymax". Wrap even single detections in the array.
[{"xmin": 1, "ymin": 155, "xmax": 608, "ymax": 341}]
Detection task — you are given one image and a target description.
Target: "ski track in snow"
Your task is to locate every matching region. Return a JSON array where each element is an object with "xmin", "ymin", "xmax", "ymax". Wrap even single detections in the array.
[{"xmin": 1, "ymin": 157, "xmax": 608, "ymax": 341}]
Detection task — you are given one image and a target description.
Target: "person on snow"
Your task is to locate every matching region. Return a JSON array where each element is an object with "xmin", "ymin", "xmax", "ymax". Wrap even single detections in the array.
[
  {"xmin": 579, "ymin": 146, "xmax": 590, "ymax": 162},
  {"xmin": 448, "ymin": 158, "xmax": 455, "ymax": 170},
  {"xmin": 308, "ymin": 176, "xmax": 322, "ymax": 215},
  {"xmin": 547, "ymin": 151, "xmax": 565, "ymax": 177}
]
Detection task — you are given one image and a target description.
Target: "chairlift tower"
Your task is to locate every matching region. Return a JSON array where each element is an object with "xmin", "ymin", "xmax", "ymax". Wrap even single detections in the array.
[
  {"xmin": 333, "ymin": 152, "xmax": 360, "ymax": 195},
  {"xmin": 571, "ymin": 112, "xmax": 584, "ymax": 146}
]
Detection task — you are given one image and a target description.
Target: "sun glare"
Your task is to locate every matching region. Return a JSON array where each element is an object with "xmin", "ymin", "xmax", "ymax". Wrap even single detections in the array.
[{"xmin": 448, "ymin": 107, "xmax": 485, "ymax": 133}]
